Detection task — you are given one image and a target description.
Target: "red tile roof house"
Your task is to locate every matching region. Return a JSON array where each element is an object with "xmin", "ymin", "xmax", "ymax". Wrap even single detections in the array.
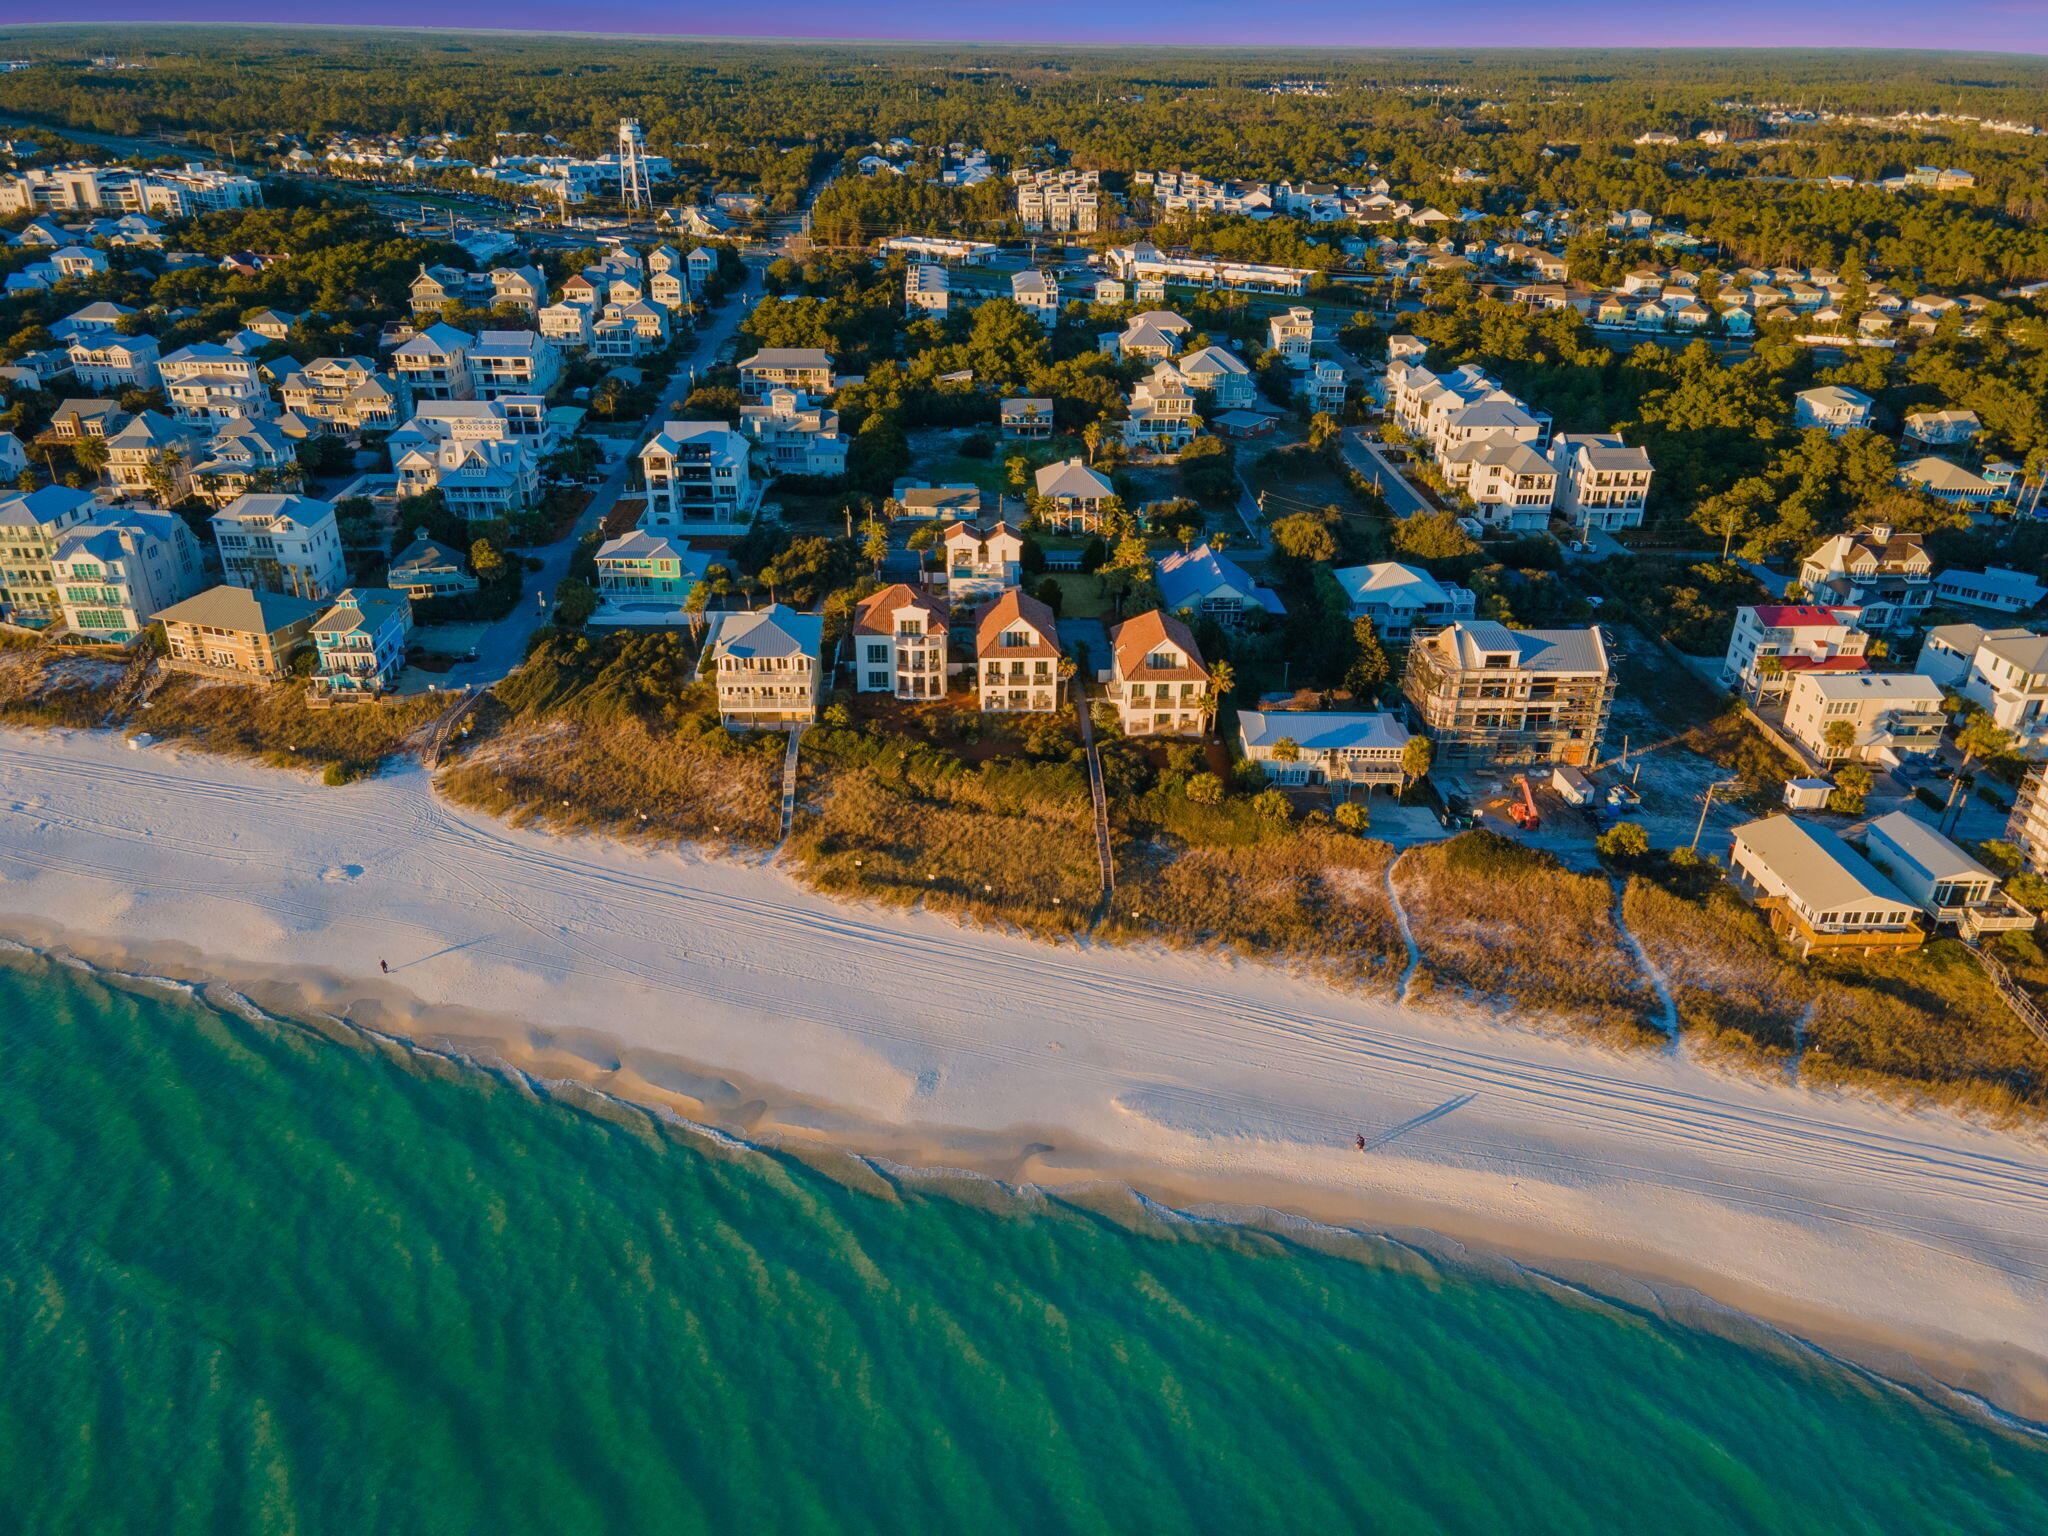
[
  {"xmin": 975, "ymin": 589, "xmax": 1063, "ymax": 713},
  {"xmin": 1719, "ymin": 603, "xmax": 1870, "ymax": 700},
  {"xmin": 1104, "ymin": 609, "xmax": 1214, "ymax": 736},
  {"xmin": 852, "ymin": 584, "xmax": 949, "ymax": 701}
]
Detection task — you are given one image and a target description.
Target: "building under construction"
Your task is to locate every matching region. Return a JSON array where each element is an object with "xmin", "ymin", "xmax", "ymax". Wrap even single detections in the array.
[{"xmin": 1400, "ymin": 619, "xmax": 1615, "ymax": 769}]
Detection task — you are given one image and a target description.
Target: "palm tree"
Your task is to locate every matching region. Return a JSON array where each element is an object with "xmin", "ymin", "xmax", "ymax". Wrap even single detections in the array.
[
  {"xmin": 1942, "ymin": 708, "xmax": 2015, "ymax": 831},
  {"xmin": 1207, "ymin": 659, "xmax": 1234, "ymax": 713}
]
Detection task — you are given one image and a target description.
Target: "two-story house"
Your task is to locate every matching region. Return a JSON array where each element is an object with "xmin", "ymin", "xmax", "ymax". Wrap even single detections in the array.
[
  {"xmin": 155, "ymin": 584, "xmax": 322, "ymax": 682},
  {"xmin": 1155, "ymin": 543, "xmax": 1283, "ymax": 626},
  {"xmin": 1333, "ymin": 561, "xmax": 1476, "ymax": 642},
  {"xmin": 1794, "ymin": 385, "xmax": 1874, "ymax": 435},
  {"xmin": 1105, "ymin": 609, "xmax": 1214, "ymax": 736},
  {"xmin": 853, "ymin": 585, "xmax": 950, "ymax": 700},
  {"xmin": 738, "ymin": 348, "xmax": 835, "ymax": 400},
  {"xmin": 710, "ymin": 604, "xmax": 824, "ymax": 729},
  {"xmin": 1000, "ymin": 397, "xmax": 1055, "ymax": 439},
  {"xmin": 975, "ymin": 589, "xmax": 1062, "ymax": 713},
  {"xmin": 593, "ymin": 530, "xmax": 710, "ymax": 621},
  {"xmin": 1032, "ymin": 458, "xmax": 1116, "ymax": 534},
  {"xmin": 210, "ymin": 492, "xmax": 347, "ymax": 601}
]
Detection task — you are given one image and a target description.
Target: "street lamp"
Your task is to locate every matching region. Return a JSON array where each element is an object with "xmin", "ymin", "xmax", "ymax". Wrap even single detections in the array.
[{"xmin": 1689, "ymin": 776, "xmax": 1744, "ymax": 854}]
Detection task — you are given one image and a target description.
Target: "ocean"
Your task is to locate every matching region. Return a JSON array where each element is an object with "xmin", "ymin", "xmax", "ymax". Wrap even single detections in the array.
[{"xmin": 3, "ymin": 949, "xmax": 2045, "ymax": 1535}]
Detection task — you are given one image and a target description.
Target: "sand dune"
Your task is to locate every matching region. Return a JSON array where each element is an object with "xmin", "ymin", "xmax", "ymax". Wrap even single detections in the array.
[{"xmin": 3, "ymin": 726, "xmax": 2047, "ymax": 1418}]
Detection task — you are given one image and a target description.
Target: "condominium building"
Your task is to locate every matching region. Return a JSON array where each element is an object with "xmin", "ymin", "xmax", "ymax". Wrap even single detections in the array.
[
  {"xmin": 709, "ymin": 604, "xmax": 824, "ymax": 729},
  {"xmin": 1012, "ymin": 168, "xmax": 1103, "ymax": 233},
  {"xmin": 1401, "ymin": 620, "xmax": 1614, "ymax": 768},
  {"xmin": 0, "ymin": 162, "xmax": 262, "ymax": 217},
  {"xmin": 210, "ymin": 493, "xmax": 348, "ymax": 601},
  {"xmin": 852, "ymin": 584, "xmax": 950, "ymax": 700},
  {"xmin": 904, "ymin": 262, "xmax": 950, "ymax": 314},
  {"xmin": 638, "ymin": 421, "xmax": 759, "ymax": 528}
]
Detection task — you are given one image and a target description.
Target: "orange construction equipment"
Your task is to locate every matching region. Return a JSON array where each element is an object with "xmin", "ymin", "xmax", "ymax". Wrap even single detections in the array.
[{"xmin": 1508, "ymin": 774, "xmax": 1541, "ymax": 831}]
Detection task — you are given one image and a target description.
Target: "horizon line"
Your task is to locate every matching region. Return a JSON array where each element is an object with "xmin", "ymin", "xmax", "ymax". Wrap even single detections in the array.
[{"xmin": 0, "ymin": 20, "xmax": 2043, "ymax": 59}]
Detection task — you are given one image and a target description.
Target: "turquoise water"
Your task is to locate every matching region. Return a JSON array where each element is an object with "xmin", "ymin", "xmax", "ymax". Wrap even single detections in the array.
[{"xmin": 4, "ymin": 954, "xmax": 2047, "ymax": 1535}]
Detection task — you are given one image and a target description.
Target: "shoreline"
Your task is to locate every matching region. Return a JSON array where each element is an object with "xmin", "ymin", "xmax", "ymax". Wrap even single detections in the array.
[{"xmin": 4, "ymin": 725, "xmax": 2048, "ymax": 1423}]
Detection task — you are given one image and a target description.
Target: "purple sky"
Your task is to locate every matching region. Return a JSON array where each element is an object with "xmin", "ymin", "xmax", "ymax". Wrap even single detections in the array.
[{"xmin": 33, "ymin": 3, "xmax": 2048, "ymax": 52}]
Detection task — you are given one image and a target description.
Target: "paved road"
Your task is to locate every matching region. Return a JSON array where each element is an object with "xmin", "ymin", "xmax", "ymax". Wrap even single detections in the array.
[
  {"xmin": 432, "ymin": 261, "xmax": 766, "ymax": 688},
  {"xmin": 1337, "ymin": 428, "xmax": 1433, "ymax": 518}
]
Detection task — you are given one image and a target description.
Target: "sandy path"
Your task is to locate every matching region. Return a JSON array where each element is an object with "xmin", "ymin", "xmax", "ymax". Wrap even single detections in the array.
[{"xmin": 3, "ymin": 727, "xmax": 2047, "ymax": 1416}]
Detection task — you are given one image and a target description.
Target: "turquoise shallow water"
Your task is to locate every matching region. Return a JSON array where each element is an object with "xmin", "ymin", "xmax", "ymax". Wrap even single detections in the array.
[{"xmin": 4, "ymin": 953, "xmax": 2047, "ymax": 1536}]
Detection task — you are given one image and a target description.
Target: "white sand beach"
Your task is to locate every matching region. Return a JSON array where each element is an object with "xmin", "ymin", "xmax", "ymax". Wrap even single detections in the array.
[{"xmin": 4, "ymin": 725, "xmax": 2047, "ymax": 1418}]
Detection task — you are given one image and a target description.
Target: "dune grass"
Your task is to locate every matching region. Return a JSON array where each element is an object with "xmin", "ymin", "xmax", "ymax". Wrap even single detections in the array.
[
  {"xmin": 1622, "ymin": 875, "xmax": 1816, "ymax": 1068},
  {"xmin": 1102, "ymin": 824, "xmax": 1404, "ymax": 990},
  {"xmin": 789, "ymin": 727, "xmax": 1100, "ymax": 935},
  {"xmin": 439, "ymin": 705, "xmax": 783, "ymax": 848},
  {"xmin": 133, "ymin": 674, "xmax": 445, "ymax": 772},
  {"xmin": 0, "ymin": 647, "xmax": 135, "ymax": 730},
  {"xmin": 1394, "ymin": 831, "xmax": 1664, "ymax": 1044}
]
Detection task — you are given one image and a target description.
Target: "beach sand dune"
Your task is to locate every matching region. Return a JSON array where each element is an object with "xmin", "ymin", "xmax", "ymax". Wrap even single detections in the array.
[{"xmin": 3, "ymin": 727, "xmax": 2047, "ymax": 1419}]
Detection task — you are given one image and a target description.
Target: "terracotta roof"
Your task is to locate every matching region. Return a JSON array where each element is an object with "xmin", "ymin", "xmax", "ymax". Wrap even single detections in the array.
[
  {"xmin": 1110, "ymin": 609, "xmax": 1208, "ymax": 681},
  {"xmin": 853, "ymin": 583, "xmax": 949, "ymax": 637},
  {"xmin": 974, "ymin": 589, "xmax": 1061, "ymax": 658}
]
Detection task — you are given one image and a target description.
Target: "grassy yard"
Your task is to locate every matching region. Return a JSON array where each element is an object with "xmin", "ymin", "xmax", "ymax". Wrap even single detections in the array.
[{"xmin": 1394, "ymin": 831, "xmax": 1665, "ymax": 1044}]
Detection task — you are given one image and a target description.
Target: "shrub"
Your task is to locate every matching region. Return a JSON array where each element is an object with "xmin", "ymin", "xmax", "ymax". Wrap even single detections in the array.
[
  {"xmin": 322, "ymin": 760, "xmax": 363, "ymax": 787},
  {"xmin": 1253, "ymin": 788, "xmax": 1293, "ymax": 821},
  {"xmin": 1596, "ymin": 822, "xmax": 1650, "ymax": 861},
  {"xmin": 1185, "ymin": 771, "xmax": 1224, "ymax": 805},
  {"xmin": 1335, "ymin": 801, "xmax": 1369, "ymax": 832}
]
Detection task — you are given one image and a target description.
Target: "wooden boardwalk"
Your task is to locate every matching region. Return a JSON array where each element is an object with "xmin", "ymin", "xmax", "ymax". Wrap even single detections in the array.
[
  {"xmin": 1073, "ymin": 682, "xmax": 1115, "ymax": 911},
  {"xmin": 776, "ymin": 726, "xmax": 807, "ymax": 846},
  {"xmin": 1968, "ymin": 942, "xmax": 2048, "ymax": 1050}
]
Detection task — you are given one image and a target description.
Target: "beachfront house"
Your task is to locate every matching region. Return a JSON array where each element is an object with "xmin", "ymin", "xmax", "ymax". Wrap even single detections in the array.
[
  {"xmin": 1235, "ymin": 710, "xmax": 1411, "ymax": 796},
  {"xmin": 1103, "ymin": 609, "xmax": 1214, "ymax": 736},
  {"xmin": 0, "ymin": 484, "xmax": 102, "ymax": 627},
  {"xmin": 853, "ymin": 584, "xmax": 950, "ymax": 700},
  {"xmin": 1859, "ymin": 812, "xmax": 2036, "ymax": 941},
  {"xmin": 48, "ymin": 508, "xmax": 205, "ymax": 643},
  {"xmin": 592, "ymin": 531, "xmax": 710, "ymax": 625},
  {"xmin": 975, "ymin": 589, "xmax": 1063, "ymax": 713},
  {"xmin": 709, "ymin": 604, "xmax": 824, "ymax": 729},
  {"xmin": 310, "ymin": 587, "xmax": 414, "ymax": 699},
  {"xmin": 155, "ymin": 584, "xmax": 322, "ymax": 682},
  {"xmin": 1728, "ymin": 814, "xmax": 1922, "ymax": 957}
]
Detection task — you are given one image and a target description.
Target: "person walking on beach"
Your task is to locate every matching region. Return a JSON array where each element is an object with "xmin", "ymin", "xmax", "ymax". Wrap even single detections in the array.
[
  {"xmin": 1355, "ymin": 1133, "xmax": 1366, "ymax": 1153},
  {"xmin": 379, "ymin": 959, "xmax": 389, "ymax": 974}
]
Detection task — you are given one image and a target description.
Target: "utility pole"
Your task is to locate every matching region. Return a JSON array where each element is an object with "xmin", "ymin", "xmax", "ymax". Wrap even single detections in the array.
[{"xmin": 1690, "ymin": 777, "xmax": 1743, "ymax": 854}]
